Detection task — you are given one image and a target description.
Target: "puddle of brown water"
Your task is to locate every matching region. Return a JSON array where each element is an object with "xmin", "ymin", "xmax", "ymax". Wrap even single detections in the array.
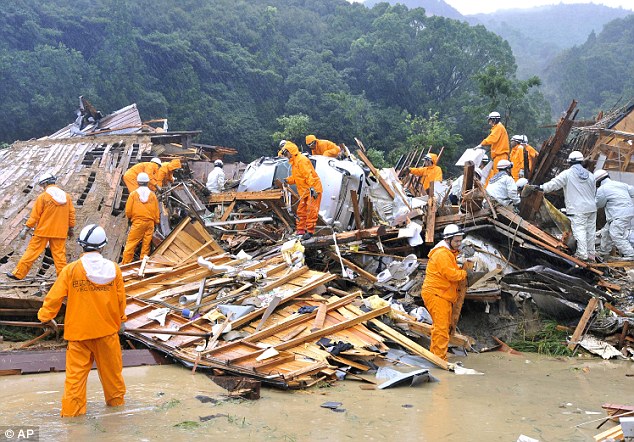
[{"xmin": 0, "ymin": 352, "xmax": 631, "ymax": 441}]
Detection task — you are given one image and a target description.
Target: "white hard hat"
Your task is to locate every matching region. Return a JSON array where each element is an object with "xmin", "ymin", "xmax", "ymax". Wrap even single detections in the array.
[
  {"xmin": 214, "ymin": 159, "xmax": 224, "ymax": 167},
  {"xmin": 511, "ymin": 135, "xmax": 523, "ymax": 143},
  {"xmin": 423, "ymin": 154, "xmax": 432, "ymax": 161},
  {"xmin": 567, "ymin": 151, "xmax": 584, "ymax": 163},
  {"xmin": 474, "ymin": 167, "xmax": 483, "ymax": 177},
  {"xmin": 488, "ymin": 111, "xmax": 501, "ymax": 120},
  {"xmin": 150, "ymin": 157, "xmax": 162, "ymax": 166},
  {"xmin": 593, "ymin": 169, "xmax": 609, "ymax": 182},
  {"xmin": 37, "ymin": 172, "xmax": 57, "ymax": 186},
  {"xmin": 497, "ymin": 159, "xmax": 513, "ymax": 170},
  {"xmin": 137, "ymin": 172, "xmax": 150, "ymax": 184},
  {"xmin": 279, "ymin": 140, "xmax": 287, "ymax": 149},
  {"xmin": 443, "ymin": 224, "xmax": 465, "ymax": 239},
  {"xmin": 77, "ymin": 224, "xmax": 108, "ymax": 251},
  {"xmin": 481, "ymin": 154, "xmax": 489, "ymax": 162},
  {"xmin": 522, "ymin": 135, "xmax": 528, "ymax": 144}
]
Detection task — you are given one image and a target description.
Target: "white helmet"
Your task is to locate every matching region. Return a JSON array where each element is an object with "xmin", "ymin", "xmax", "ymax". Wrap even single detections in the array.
[
  {"xmin": 511, "ymin": 135, "xmax": 523, "ymax": 143},
  {"xmin": 497, "ymin": 159, "xmax": 513, "ymax": 170},
  {"xmin": 214, "ymin": 159, "xmax": 224, "ymax": 167},
  {"xmin": 593, "ymin": 169, "xmax": 609, "ymax": 183},
  {"xmin": 487, "ymin": 111, "xmax": 501, "ymax": 121},
  {"xmin": 77, "ymin": 224, "xmax": 108, "ymax": 251},
  {"xmin": 567, "ymin": 151, "xmax": 584, "ymax": 163},
  {"xmin": 137, "ymin": 172, "xmax": 150, "ymax": 184},
  {"xmin": 150, "ymin": 157, "xmax": 162, "ymax": 166},
  {"xmin": 522, "ymin": 135, "xmax": 528, "ymax": 144},
  {"xmin": 481, "ymin": 154, "xmax": 489, "ymax": 163},
  {"xmin": 474, "ymin": 167, "xmax": 483, "ymax": 177},
  {"xmin": 38, "ymin": 172, "xmax": 57, "ymax": 186},
  {"xmin": 443, "ymin": 224, "xmax": 464, "ymax": 239},
  {"xmin": 423, "ymin": 154, "xmax": 432, "ymax": 161},
  {"xmin": 279, "ymin": 140, "xmax": 287, "ymax": 149}
]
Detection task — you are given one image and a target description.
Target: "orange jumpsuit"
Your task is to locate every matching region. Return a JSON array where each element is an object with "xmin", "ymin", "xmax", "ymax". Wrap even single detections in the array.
[
  {"xmin": 12, "ymin": 185, "xmax": 75, "ymax": 279},
  {"xmin": 285, "ymin": 141, "xmax": 323, "ymax": 234},
  {"xmin": 410, "ymin": 153, "xmax": 443, "ymax": 191},
  {"xmin": 123, "ymin": 162, "xmax": 160, "ymax": 192},
  {"xmin": 38, "ymin": 253, "xmax": 127, "ymax": 417},
  {"xmin": 420, "ymin": 241, "xmax": 467, "ymax": 360},
  {"xmin": 121, "ymin": 187, "xmax": 160, "ymax": 264},
  {"xmin": 510, "ymin": 143, "xmax": 538, "ymax": 181},
  {"xmin": 481, "ymin": 123, "xmax": 510, "ymax": 184},
  {"xmin": 156, "ymin": 159, "xmax": 182, "ymax": 188},
  {"xmin": 311, "ymin": 139, "xmax": 340, "ymax": 158}
]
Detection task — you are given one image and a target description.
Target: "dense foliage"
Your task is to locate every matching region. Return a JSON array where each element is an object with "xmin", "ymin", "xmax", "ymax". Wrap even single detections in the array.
[
  {"xmin": 543, "ymin": 14, "xmax": 634, "ymax": 118},
  {"xmin": 0, "ymin": 0, "xmax": 551, "ymax": 167}
]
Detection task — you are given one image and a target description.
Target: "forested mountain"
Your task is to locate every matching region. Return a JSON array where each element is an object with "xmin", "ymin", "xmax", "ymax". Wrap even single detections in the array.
[
  {"xmin": 363, "ymin": 0, "xmax": 464, "ymax": 20},
  {"xmin": 543, "ymin": 14, "xmax": 634, "ymax": 118},
  {"xmin": 0, "ymin": 0, "xmax": 550, "ymax": 165},
  {"xmin": 471, "ymin": 4, "xmax": 633, "ymax": 81}
]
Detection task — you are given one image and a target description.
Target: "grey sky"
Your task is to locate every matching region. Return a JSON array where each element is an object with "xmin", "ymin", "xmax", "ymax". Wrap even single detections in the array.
[{"xmin": 438, "ymin": 0, "xmax": 633, "ymax": 15}]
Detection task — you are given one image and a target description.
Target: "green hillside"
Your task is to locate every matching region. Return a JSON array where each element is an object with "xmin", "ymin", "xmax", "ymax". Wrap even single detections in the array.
[{"xmin": 0, "ymin": 0, "xmax": 550, "ymax": 163}]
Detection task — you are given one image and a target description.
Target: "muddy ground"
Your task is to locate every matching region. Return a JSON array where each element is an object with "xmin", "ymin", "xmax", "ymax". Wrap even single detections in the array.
[{"xmin": 1, "ymin": 352, "xmax": 631, "ymax": 441}]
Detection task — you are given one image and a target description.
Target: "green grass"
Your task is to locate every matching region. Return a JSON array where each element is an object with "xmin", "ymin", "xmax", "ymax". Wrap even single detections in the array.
[{"xmin": 508, "ymin": 320, "xmax": 572, "ymax": 356}]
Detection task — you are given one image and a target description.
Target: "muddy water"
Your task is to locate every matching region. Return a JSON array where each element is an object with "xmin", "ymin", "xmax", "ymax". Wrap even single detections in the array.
[{"xmin": 0, "ymin": 353, "xmax": 631, "ymax": 441}]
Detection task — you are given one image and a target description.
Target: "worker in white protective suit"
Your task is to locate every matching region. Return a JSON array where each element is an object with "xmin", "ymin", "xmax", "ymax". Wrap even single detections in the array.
[
  {"xmin": 206, "ymin": 160, "xmax": 226, "ymax": 194},
  {"xmin": 594, "ymin": 169, "xmax": 634, "ymax": 260},
  {"xmin": 486, "ymin": 160, "xmax": 520, "ymax": 208},
  {"xmin": 534, "ymin": 151, "xmax": 596, "ymax": 261}
]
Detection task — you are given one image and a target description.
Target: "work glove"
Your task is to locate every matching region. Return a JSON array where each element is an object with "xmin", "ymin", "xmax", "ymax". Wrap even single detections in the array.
[
  {"xmin": 309, "ymin": 187, "xmax": 318, "ymax": 199},
  {"xmin": 67, "ymin": 227, "xmax": 74, "ymax": 239},
  {"xmin": 19, "ymin": 226, "xmax": 31, "ymax": 240},
  {"xmin": 44, "ymin": 319, "xmax": 59, "ymax": 334},
  {"xmin": 118, "ymin": 322, "xmax": 126, "ymax": 334}
]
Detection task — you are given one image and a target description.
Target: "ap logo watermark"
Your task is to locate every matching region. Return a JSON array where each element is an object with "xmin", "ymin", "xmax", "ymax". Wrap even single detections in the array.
[{"xmin": 0, "ymin": 427, "xmax": 39, "ymax": 441}]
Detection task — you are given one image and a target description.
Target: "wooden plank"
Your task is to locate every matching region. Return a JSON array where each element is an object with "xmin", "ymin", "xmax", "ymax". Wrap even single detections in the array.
[
  {"xmin": 350, "ymin": 190, "xmax": 362, "ymax": 229},
  {"xmin": 344, "ymin": 304, "xmax": 448, "ymax": 370},
  {"xmin": 568, "ymin": 297, "xmax": 599, "ymax": 350},
  {"xmin": 356, "ymin": 149, "xmax": 395, "ymax": 200},
  {"xmin": 451, "ymin": 260, "xmax": 473, "ymax": 335},
  {"xmin": 208, "ymin": 190, "xmax": 282, "ymax": 203},
  {"xmin": 220, "ymin": 200, "xmax": 236, "ymax": 222},
  {"xmin": 228, "ymin": 305, "xmax": 391, "ymax": 363},
  {"xmin": 311, "ymin": 303, "xmax": 328, "ymax": 332},
  {"xmin": 425, "ymin": 181, "xmax": 436, "ymax": 244},
  {"xmin": 327, "ymin": 253, "xmax": 377, "ymax": 283}
]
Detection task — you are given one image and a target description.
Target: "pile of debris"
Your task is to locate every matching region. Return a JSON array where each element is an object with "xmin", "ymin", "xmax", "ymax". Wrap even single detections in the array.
[{"xmin": 0, "ymin": 98, "xmax": 633, "ymax": 389}]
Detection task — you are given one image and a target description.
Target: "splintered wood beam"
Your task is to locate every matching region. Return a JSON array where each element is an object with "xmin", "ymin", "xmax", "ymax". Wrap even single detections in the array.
[{"xmin": 567, "ymin": 297, "xmax": 599, "ymax": 351}]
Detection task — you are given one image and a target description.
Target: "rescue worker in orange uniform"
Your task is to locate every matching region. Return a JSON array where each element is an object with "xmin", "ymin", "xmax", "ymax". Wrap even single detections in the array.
[
  {"xmin": 305, "ymin": 134, "xmax": 341, "ymax": 158},
  {"xmin": 38, "ymin": 224, "xmax": 126, "ymax": 417},
  {"xmin": 7, "ymin": 172, "xmax": 76, "ymax": 280},
  {"xmin": 122, "ymin": 157, "xmax": 162, "ymax": 193},
  {"xmin": 156, "ymin": 158, "xmax": 182, "ymax": 188},
  {"xmin": 421, "ymin": 224, "xmax": 468, "ymax": 361},
  {"xmin": 477, "ymin": 111, "xmax": 510, "ymax": 185},
  {"xmin": 121, "ymin": 172, "xmax": 160, "ymax": 264},
  {"xmin": 279, "ymin": 140, "xmax": 323, "ymax": 240},
  {"xmin": 509, "ymin": 135, "xmax": 538, "ymax": 181},
  {"xmin": 405, "ymin": 153, "xmax": 443, "ymax": 192}
]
